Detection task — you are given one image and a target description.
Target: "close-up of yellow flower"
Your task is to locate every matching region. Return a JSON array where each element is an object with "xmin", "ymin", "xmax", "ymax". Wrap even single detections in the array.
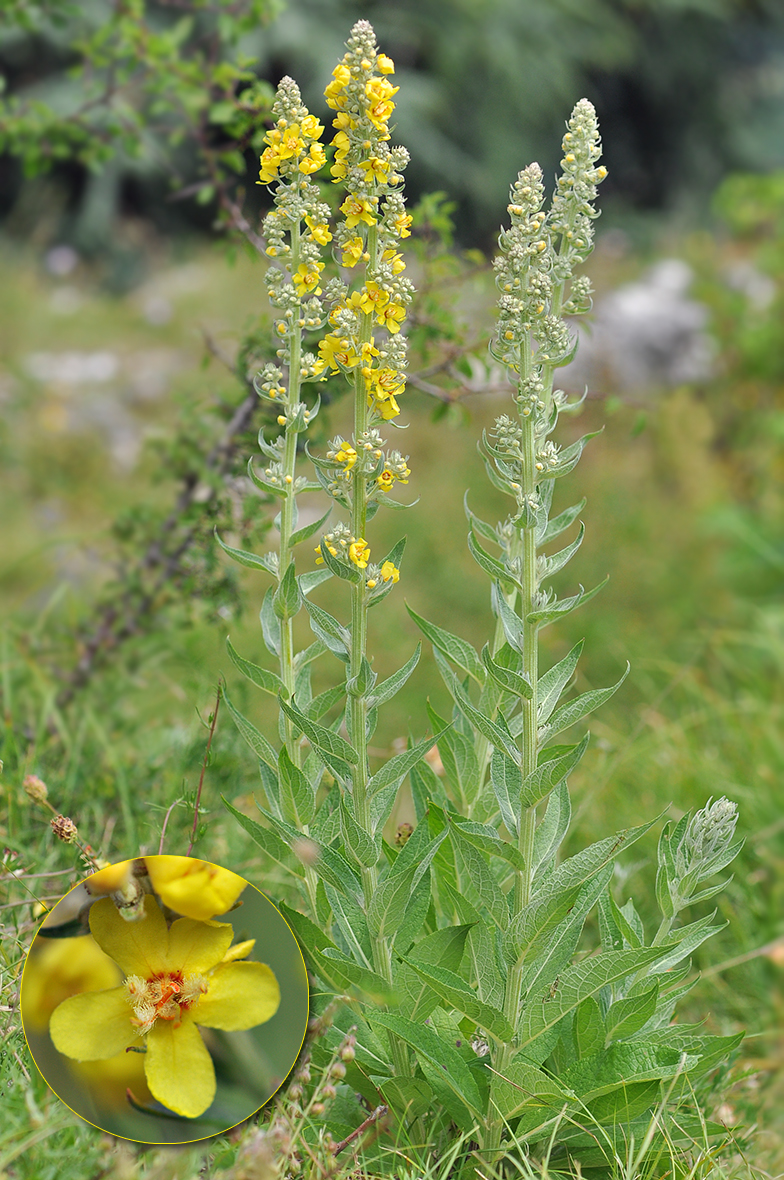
[
  {"xmin": 144, "ymin": 856, "xmax": 247, "ymax": 921},
  {"xmin": 348, "ymin": 538, "xmax": 370, "ymax": 568},
  {"xmin": 340, "ymin": 195, "xmax": 377, "ymax": 228},
  {"xmin": 48, "ymin": 894, "xmax": 280, "ymax": 1120}
]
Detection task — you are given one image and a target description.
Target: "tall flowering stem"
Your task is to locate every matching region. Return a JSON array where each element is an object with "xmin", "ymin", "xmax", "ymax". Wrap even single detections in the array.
[{"xmin": 477, "ymin": 101, "xmax": 607, "ymax": 1159}]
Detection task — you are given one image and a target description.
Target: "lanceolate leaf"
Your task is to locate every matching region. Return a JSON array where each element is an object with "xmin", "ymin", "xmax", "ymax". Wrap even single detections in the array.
[
  {"xmin": 368, "ymin": 727, "xmax": 449, "ymax": 795},
  {"xmin": 604, "ymin": 983, "xmax": 659, "ymax": 1043},
  {"xmin": 260, "ymin": 588, "xmax": 281, "ymax": 657},
  {"xmin": 398, "ymin": 924, "xmax": 473, "ymax": 1021},
  {"xmin": 400, "ymin": 958, "xmax": 514, "ymax": 1041},
  {"xmin": 225, "ymin": 637, "xmax": 284, "ymax": 696},
  {"xmin": 532, "ymin": 781, "xmax": 571, "ymax": 877},
  {"xmin": 541, "ymin": 665, "xmax": 629, "ymax": 742},
  {"xmin": 447, "ymin": 814, "xmax": 526, "ymax": 872},
  {"xmin": 481, "ymin": 644, "xmax": 533, "ymax": 699},
  {"xmin": 490, "ymin": 750, "xmax": 522, "ymax": 837},
  {"xmin": 520, "ymin": 733, "xmax": 590, "ymax": 809},
  {"xmin": 221, "ymin": 796, "xmax": 304, "ymax": 878},
  {"xmin": 221, "ymin": 686, "xmax": 277, "ymax": 770},
  {"xmin": 278, "ymin": 745, "xmax": 315, "ymax": 826},
  {"xmin": 538, "ymin": 640, "xmax": 584, "ymax": 725},
  {"xmin": 537, "ymin": 816, "xmax": 660, "ymax": 901},
  {"xmin": 538, "ymin": 498, "xmax": 586, "ymax": 545},
  {"xmin": 278, "ymin": 904, "xmax": 391, "ymax": 998},
  {"xmin": 528, "ymin": 577, "xmax": 609, "ymax": 627},
  {"xmin": 262, "ymin": 807, "xmax": 361, "ymax": 899},
  {"xmin": 369, "ymin": 644, "xmax": 421, "ymax": 708},
  {"xmin": 434, "ymin": 649, "xmax": 520, "ymax": 764},
  {"xmin": 340, "ymin": 796, "xmax": 380, "ymax": 868},
  {"xmin": 370, "ymin": 1012, "xmax": 483, "ymax": 1117},
  {"xmin": 539, "ymin": 522, "xmax": 585, "ymax": 580},
  {"xmin": 278, "ymin": 694, "xmax": 358, "ymax": 765},
  {"xmin": 491, "ymin": 582, "xmax": 524, "ymax": 653},
  {"xmin": 303, "ymin": 598, "xmax": 351, "ymax": 662},
  {"xmin": 272, "ymin": 560, "xmax": 303, "ymax": 621},
  {"xmin": 215, "ymin": 530, "xmax": 279, "ymax": 570},
  {"xmin": 468, "ymin": 528, "xmax": 518, "ymax": 588},
  {"xmin": 367, "ymin": 823, "xmax": 447, "ymax": 939},
  {"xmin": 406, "ymin": 605, "xmax": 485, "ymax": 685},
  {"xmin": 518, "ymin": 946, "xmax": 674, "ymax": 1056},
  {"xmin": 289, "ymin": 507, "xmax": 332, "ymax": 548}
]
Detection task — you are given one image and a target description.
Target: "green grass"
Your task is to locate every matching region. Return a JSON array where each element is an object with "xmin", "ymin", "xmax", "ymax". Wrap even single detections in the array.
[{"xmin": 1, "ymin": 234, "xmax": 783, "ymax": 1178}]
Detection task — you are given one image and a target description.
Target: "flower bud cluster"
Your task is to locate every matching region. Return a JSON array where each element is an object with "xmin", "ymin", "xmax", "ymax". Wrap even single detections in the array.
[
  {"xmin": 657, "ymin": 796, "xmax": 741, "ymax": 920},
  {"xmin": 548, "ymin": 98, "xmax": 607, "ymax": 283}
]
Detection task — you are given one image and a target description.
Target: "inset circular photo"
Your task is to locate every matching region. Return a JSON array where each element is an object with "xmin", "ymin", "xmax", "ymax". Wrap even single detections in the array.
[{"xmin": 20, "ymin": 856, "xmax": 309, "ymax": 1143}]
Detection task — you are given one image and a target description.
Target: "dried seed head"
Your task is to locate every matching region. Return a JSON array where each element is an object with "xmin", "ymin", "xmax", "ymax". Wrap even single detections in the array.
[{"xmin": 50, "ymin": 814, "xmax": 78, "ymax": 843}]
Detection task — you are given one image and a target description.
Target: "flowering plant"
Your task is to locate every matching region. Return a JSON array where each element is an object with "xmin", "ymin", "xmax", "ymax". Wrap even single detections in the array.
[{"xmin": 220, "ymin": 20, "xmax": 743, "ymax": 1174}]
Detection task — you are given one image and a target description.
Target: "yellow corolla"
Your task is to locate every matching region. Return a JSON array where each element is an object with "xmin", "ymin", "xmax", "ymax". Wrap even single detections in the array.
[
  {"xmin": 21, "ymin": 935, "xmax": 121, "ymax": 1031},
  {"xmin": 49, "ymin": 895, "xmax": 280, "ymax": 1119},
  {"xmin": 145, "ymin": 856, "xmax": 247, "ymax": 921}
]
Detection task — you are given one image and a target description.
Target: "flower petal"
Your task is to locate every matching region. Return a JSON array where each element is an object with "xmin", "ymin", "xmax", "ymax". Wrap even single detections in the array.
[
  {"xmin": 49, "ymin": 987, "xmax": 138, "ymax": 1060},
  {"xmin": 196, "ymin": 961, "xmax": 280, "ymax": 1031},
  {"xmin": 145, "ymin": 857, "xmax": 247, "ymax": 921},
  {"xmin": 145, "ymin": 1018, "xmax": 216, "ymax": 1118},
  {"xmin": 89, "ymin": 894, "xmax": 169, "ymax": 977},
  {"xmin": 166, "ymin": 917, "xmax": 233, "ymax": 974}
]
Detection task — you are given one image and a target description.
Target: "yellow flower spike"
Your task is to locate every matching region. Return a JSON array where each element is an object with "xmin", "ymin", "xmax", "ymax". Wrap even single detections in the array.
[
  {"xmin": 145, "ymin": 856, "xmax": 247, "ymax": 922},
  {"xmin": 380, "ymin": 561, "xmax": 400, "ymax": 583},
  {"xmin": 348, "ymin": 539, "xmax": 371, "ymax": 568},
  {"xmin": 382, "ymin": 248, "xmax": 406, "ymax": 274},
  {"xmin": 48, "ymin": 893, "xmax": 280, "ymax": 1120},
  {"xmin": 335, "ymin": 443, "xmax": 358, "ymax": 470},
  {"xmin": 318, "ymin": 333, "xmax": 359, "ymax": 371}
]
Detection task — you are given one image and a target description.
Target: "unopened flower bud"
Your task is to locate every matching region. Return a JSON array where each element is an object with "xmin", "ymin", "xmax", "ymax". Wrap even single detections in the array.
[{"xmin": 23, "ymin": 774, "xmax": 48, "ymax": 804}]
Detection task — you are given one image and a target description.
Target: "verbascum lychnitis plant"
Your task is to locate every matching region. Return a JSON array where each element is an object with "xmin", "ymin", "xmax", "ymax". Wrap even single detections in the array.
[{"xmin": 221, "ymin": 26, "xmax": 743, "ymax": 1178}]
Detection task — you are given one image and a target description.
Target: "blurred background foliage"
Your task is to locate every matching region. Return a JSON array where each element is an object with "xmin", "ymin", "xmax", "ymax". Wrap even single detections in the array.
[{"xmin": 2, "ymin": 1, "xmax": 784, "ymax": 1177}]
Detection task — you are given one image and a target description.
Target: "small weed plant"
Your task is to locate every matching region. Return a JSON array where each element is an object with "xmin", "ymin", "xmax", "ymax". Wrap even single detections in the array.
[{"xmin": 218, "ymin": 20, "xmax": 745, "ymax": 1179}]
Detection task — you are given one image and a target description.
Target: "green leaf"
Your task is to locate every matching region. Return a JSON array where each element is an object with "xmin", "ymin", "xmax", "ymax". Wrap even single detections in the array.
[
  {"xmin": 369, "ymin": 1012, "xmax": 483, "ymax": 1117},
  {"xmin": 401, "ymin": 957, "xmax": 514, "ymax": 1041},
  {"xmin": 319, "ymin": 537, "xmax": 363, "ymax": 583},
  {"xmin": 447, "ymin": 814, "xmax": 525, "ymax": 872},
  {"xmin": 521, "ymin": 868, "xmax": 613, "ymax": 1001},
  {"xmin": 537, "ymin": 641, "xmax": 584, "ymax": 724},
  {"xmin": 215, "ymin": 530, "xmax": 280, "ymax": 569},
  {"xmin": 377, "ymin": 1077, "xmax": 432, "ymax": 1120},
  {"xmin": 324, "ymin": 883, "xmax": 373, "ymax": 970},
  {"xmin": 260, "ymin": 589, "xmax": 281, "ymax": 657},
  {"xmin": 467, "ymin": 528, "xmax": 517, "ymax": 588},
  {"xmin": 303, "ymin": 684, "xmax": 345, "ymax": 722},
  {"xmin": 225, "ymin": 637, "xmax": 284, "ymax": 696},
  {"xmin": 564, "ymin": 1042, "xmax": 696, "ymax": 1104},
  {"xmin": 406, "ymin": 605, "xmax": 485, "ymax": 685},
  {"xmin": 303, "ymin": 599, "xmax": 351, "ymax": 662},
  {"xmin": 434, "ymin": 723, "xmax": 479, "ymax": 807},
  {"xmin": 491, "ymin": 1055, "xmax": 574, "ymax": 1121},
  {"xmin": 539, "ymin": 522, "xmax": 585, "ymax": 580},
  {"xmin": 272, "ymin": 560, "xmax": 302, "ymax": 621},
  {"xmin": 538, "ymin": 498, "xmax": 586, "ymax": 545},
  {"xmin": 490, "ymin": 750, "xmax": 522, "ymax": 838},
  {"xmin": 491, "ymin": 582, "xmax": 523, "ymax": 652},
  {"xmin": 574, "ymin": 996, "xmax": 605, "ymax": 1059},
  {"xmin": 278, "ymin": 746, "xmax": 315, "ymax": 826},
  {"xmin": 299, "ymin": 569, "xmax": 332, "ymax": 595},
  {"xmin": 528, "ymin": 578, "xmax": 609, "ymax": 627},
  {"xmin": 278, "ymin": 905, "xmax": 391, "ymax": 998},
  {"xmin": 367, "ymin": 823, "xmax": 447, "ymax": 939},
  {"xmin": 263, "ymin": 807, "xmax": 361, "ymax": 898},
  {"xmin": 222, "ymin": 796, "xmax": 304, "ymax": 878},
  {"xmin": 538, "ymin": 816, "xmax": 659, "ymax": 902},
  {"xmin": 451, "ymin": 830, "xmax": 509, "ymax": 930},
  {"xmin": 398, "ymin": 924, "xmax": 473, "ymax": 1021},
  {"xmin": 347, "ymin": 656, "xmax": 377, "ymax": 699},
  {"xmin": 542, "ymin": 665, "xmax": 629, "ymax": 742},
  {"xmin": 340, "ymin": 797, "xmax": 380, "ymax": 868},
  {"xmin": 393, "ymin": 869, "xmax": 432, "ymax": 953},
  {"xmin": 520, "ymin": 733, "xmax": 589, "ymax": 809},
  {"xmin": 369, "ymin": 644, "xmax": 421, "ymax": 709},
  {"xmin": 290, "ymin": 507, "xmax": 332, "ymax": 548},
  {"xmin": 518, "ymin": 947, "xmax": 673, "ymax": 1057},
  {"xmin": 481, "ymin": 644, "xmax": 533, "ymax": 698},
  {"xmin": 604, "ymin": 983, "xmax": 659, "ymax": 1043},
  {"xmin": 278, "ymin": 694, "xmax": 358, "ymax": 765},
  {"xmin": 368, "ymin": 727, "xmax": 449, "ymax": 796},
  {"xmin": 434, "ymin": 649, "xmax": 520, "ymax": 764},
  {"xmin": 532, "ymin": 781, "xmax": 571, "ymax": 877},
  {"xmin": 503, "ymin": 885, "xmax": 583, "ymax": 968},
  {"xmin": 221, "ymin": 686, "xmax": 277, "ymax": 770}
]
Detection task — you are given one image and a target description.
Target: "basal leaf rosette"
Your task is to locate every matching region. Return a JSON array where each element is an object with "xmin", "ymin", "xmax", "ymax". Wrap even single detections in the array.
[{"xmin": 49, "ymin": 894, "xmax": 280, "ymax": 1119}]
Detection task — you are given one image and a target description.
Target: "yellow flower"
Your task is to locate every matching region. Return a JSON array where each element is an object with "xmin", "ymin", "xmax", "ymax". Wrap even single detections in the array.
[
  {"xmin": 49, "ymin": 895, "xmax": 280, "ymax": 1119},
  {"xmin": 300, "ymin": 114, "xmax": 324, "ymax": 140},
  {"xmin": 376, "ymin": 300, "xmax": 406, "ymax": 333},
  {"xmin": 377, "ymin": 54, "xmax": 395, "ymax": 75},
  {"xmin": 381, "ymin": 561, "xmax": 400, "ymax": 583},
  {"xmin": 318, "ymin": 333, "xmax": 359, "ymax": 372},
  {"xmin": 21, "ymin": 935, "xmax": 121, "ymax": 1032},
  {"xmin": 382, "ymin": 248, "xmax": 406, "ymax": 274},
  {"xmin": 325, "ymin": 63, "xmax": 351, "ymax": 109},
  {"xmin": 145, "ymin": 857, "xmax": 246, "ymax": 921},
  {"xmin": 84, "ymin": 860, "xmax": 134, "ymax": 896},
  {"xmin": 393, "ymin": 212, "xmax": 413, "ymax": 238},
  {"xmin": 358, "ymin": 281, "xmax": 390, "ymax": 316},
  {"xmin": 341, "ymin": 236, "xmax": 365, "ymax": 267},
  {"xmin": 334, "ymin": 443, "xmax": 357, "ymax": 470},
  {"xmin": 278, "ymin": 123, "xmax": 305, "ymax": 160},
  {"xmin": 340, "ymin": 195, "xmax": 377, "ymax": 228},
  {"xmin": 293, "ymin": 261, "xmax": 324, "ymax": 297},
  {"xmin": 299, "ymin": 143, "xmax": 326, "ymax": 174},
  {"xmin": 348, "ymin": 539, "xmax": 371, "ymax": 569},
  {"xmin": 366, "ymin": 76, "xmax": 399, "ymax": 105},
  {"xmin": 305, "ymin": 217, "xmax": 332, "ymax": 246},
  {"xmin": 377, "ymin": 469, "xmax": 395, "ymax": 492},
  {"xmin": 366, "ymin": 367, "xmax": 404, "ymax": 420},
  {"xmin": 258, "ymin": 146, "xmax": 281, "ymax": 185},
  {"xmin": 359, "ymin": 156, "xmax": 390, "ymax": 184}
]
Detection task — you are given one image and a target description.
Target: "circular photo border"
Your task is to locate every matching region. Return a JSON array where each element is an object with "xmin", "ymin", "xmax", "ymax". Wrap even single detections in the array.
[{"xmin": 20, "ymin": 855, "xmax": 309, "ymax": 1144}]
